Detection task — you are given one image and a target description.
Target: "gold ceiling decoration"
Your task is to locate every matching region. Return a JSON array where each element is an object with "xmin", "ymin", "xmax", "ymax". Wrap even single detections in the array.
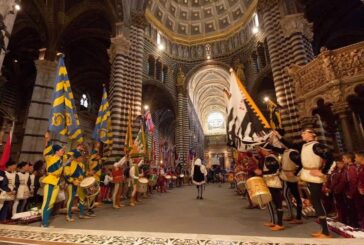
[{"xmin": 146, "ymin": 0, "xmax": 258, "ymax": 45}]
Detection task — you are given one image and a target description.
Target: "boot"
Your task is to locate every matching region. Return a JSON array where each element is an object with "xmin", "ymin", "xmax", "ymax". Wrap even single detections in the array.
[
  {"xmin": 130, "ymin": 197, "xmax": 136, "ymax": 207},
  {"xmin": 319, "ymin": 217, "xmax": 330, "ymax": 236}
]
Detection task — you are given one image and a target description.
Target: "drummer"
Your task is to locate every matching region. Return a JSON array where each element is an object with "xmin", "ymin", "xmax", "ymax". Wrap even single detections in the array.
[
  {"xmin": 129, "ymin": 156, "xmax": 143, "ymax": 206},
  {"xmin": 86, "ymin": 149, "xmax": 102, "ymax": 216},
  {"xmin": 64, "ymin": 150, "xmax": 87, "ymax": 221},
  {"xmin": 255, "ymin": 147, "xmax": 285, "ymax": 231},
  {"xmin": 0, "ymin": 160, "xmax": 19, "ymax": 222}
]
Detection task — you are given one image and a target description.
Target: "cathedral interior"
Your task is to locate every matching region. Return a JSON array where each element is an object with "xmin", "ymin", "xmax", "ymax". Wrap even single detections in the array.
[{"xmin": 0, "ymin": 0, "xmax": 364, "ymax": 244}]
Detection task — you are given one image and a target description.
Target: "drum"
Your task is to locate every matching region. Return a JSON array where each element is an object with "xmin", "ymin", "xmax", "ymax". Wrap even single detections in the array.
[
  {"xmin": 172, "ymin": 175, "xmax": 177, "ymax": 180},
  {"xmin": 138, "ymin": 177, "xmax": 149, "ymax": 193},
  {"xmin": 227, "ymin": 173, "xmax": 234, "ymax": 183},
  {"xmin": 165, "ymin": 175, "xmax": 171, "ymax": 180},
  {"xmin": 235, "ymin": 171, "xmax": 247, "ymax": 191},
  {"xmin": 179, "ymin": 174, "xmax": 184, "ymax": 178},
  {"xmin": 246, "ymin": 177, "xmax": 272, "ymax": 207},
  {"xmin": 148, "ymin": 174, "xmax": 157, "ymax": 187},
  {"xmin": 80, "ymin": 177, "xmax": 100, "ymax": 198},
  {"xmin": 0, "ymin": 191, "xmax": 15, "ymax": 201}
]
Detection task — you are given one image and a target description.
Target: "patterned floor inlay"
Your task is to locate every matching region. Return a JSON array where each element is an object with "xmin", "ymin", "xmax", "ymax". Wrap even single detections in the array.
[{"xmin": 0, "ymin": 225, "xmax": 361, "ymax": 245}]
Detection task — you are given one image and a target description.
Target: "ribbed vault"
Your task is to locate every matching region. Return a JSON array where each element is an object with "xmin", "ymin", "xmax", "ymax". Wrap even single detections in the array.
[{"xmin": 188, "ymin": 66, "xmax": 230, "ymax": 135}]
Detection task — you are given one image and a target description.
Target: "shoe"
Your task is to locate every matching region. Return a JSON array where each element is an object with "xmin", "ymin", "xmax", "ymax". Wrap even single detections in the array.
[
  {"xmin": 270, "ymin": 225, "xmax": 285, "ymax": 231},
  {"xmin": 130, "ymin": 202, "xmax": 136, "ymax": 207},
  {"xmin": 66, "ymin": 217, "xmax": 75, "ymax": 222},
  {"xmin": 289, "ymin": 219, "xmax": 303, "ymax": 224},
  {"xmin": 311, "ymin": 231, "xmax": 322, "ymax": 237},
  {"xmin": 113, "ymin": 205, "xmax": 121, "ymax": 209},
  {"xmin": 196, "ymin": 196, "xmax": 199, "ymax": 199},
  {"xmin": 86, "ymin": 212, "xmax": 96, "ymax": 217},
  {"xmin": 263, "ymin": 222, "xmax": 275, "ymax": 227},
  {"xmin": 314, "ymin": 233, "xmax": 332, "ymax": 239},
  {"xmin": 118, "ymin": 204, "xmax": 125, "ymax": 207},
  {"xmin": 200, "ymin": 196, "xmax": 203, "ymax": 200},
  {"xmin": 79, "ymin": 215, "xmax": 91, "ymax": 219},
  {"xmin": 40, "ymin": 224, "xmax": 54, "ymax": 228}
]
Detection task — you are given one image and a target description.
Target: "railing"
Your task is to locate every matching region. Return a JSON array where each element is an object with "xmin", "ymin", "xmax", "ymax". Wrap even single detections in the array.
[{"xmin": 287, "ymin": 41, "xmax": 364, "ymax": 97}]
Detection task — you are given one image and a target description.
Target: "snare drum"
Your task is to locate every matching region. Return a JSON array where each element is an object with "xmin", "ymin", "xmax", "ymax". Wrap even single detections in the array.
[
  {"xmin": 235, "ymin": 171, "xmax": 247, "ymax": 191},
  {"xmin": 165, "ymin": 175, "xmax": 171, "ymax": 180},
  {"xmin": 138, "ymin": 177, "xmax": 149, "ymax": 193},
  {"xmin": 227, "ymin": 173, "xmax": 234, "ymax": 183},
  {"xmin": 179, "ymin": 174, "xmax": 184, "ymax": 178},
  {"xmin": 246, "ymin": 177, "xmax": 272, "ymax": 207},
  {"xmin": 80, "ymin": 177, "xmax": 100, "ymax": 198},
  {"xmin": 172, "ymin": 175, "xmax": 177, "ymax": 180}
]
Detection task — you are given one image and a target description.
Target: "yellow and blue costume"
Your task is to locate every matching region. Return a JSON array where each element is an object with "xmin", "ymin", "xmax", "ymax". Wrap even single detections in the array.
[
  {"xmin": 64, "ymin": 151, "xmax": 86, "ymax": 219},
  {"xmin": 41, "ymin": 143, "xmax": 64, "ymax": 227},
  {"xmin": 89, "ymin": 150, "xmax": 102, "ymax": 181}
]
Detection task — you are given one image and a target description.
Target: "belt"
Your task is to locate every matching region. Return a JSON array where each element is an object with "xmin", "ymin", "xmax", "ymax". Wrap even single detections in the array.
[{"xmin": 303, "ymin": 167, "xmax": 320, "ymax": 170}]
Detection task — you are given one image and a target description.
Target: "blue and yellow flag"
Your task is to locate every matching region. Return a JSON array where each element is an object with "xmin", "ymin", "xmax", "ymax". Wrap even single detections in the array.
[
  {"xmin": 92, "ymin": 86, "xmax": 113, "ymax": 144},
  {"xmin": 49, "ymin": 57, "xmax": 84, "ymax": 143}
]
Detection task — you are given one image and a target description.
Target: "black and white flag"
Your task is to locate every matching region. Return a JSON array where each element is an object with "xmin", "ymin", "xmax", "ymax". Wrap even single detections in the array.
[{"xmin": 226, "ymin": 70, "xmax": 271, "ymax": 151}]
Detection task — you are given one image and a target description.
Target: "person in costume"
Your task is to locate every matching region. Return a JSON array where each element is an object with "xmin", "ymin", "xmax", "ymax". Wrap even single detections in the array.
[
  {"xmin": 266, "ymin": 139, "xmax": 303, "ymax": 225},
  {"xmin": 299, "ymin": 128, "xmax": 333, "ymax": 238},
  {"xmin": 64, "ymin": 149, "xmax": 87, "ymax": 221},
  {"xmin": 157, "ymin": 163, "xmax": 167, "ymax": 193},
  {"xmin": 112, "ymin": 155, "xmax": 128, "ymax": 208},
  {"xmin": 129, "ymin": 156, "xmax": 143, "ymax": 206},
  {"xmin": 355, "ymin": 151, "xmax": 364, "ymax": 229},
  {"xmin": 87, "ymin": 149, "xmax": 102, "ymax": 216},
  {"xmin": 342, "ymin": 152, "xmax": 359, "ymax": 227},
  {"xmin": 191, "ymin": 158, "xmax": 207, "ymax": 199},
  {"xmin": 326, "ymin": 158, "xmax": 347, "ymax": 223},
  {"xmin": 256, "ymin": 147, "xmax": 285, "ymax": 231},
  {"xmin": 12, "ymin": 161, "xmax": 31, "ymax": 215},
  {"xmin": 40, "ymin": 132, "xmax": 65, "ymax": 227},
  {"xmin": 0, "ymin": 160, "xmax": 19, "ymax": 222}
]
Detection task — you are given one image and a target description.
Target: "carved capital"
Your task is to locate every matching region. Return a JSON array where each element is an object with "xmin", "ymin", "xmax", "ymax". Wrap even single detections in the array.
[
  {"xmin": 108, "ymin": 33, "xmax": 130, "ymax": 62},
  {"xmin": 280, "ymin": 14, "xmax": 313, "ymax": 41},
  {"xmin": 332, "ymin": 102, "xmax": 350, "ymax": 115}
]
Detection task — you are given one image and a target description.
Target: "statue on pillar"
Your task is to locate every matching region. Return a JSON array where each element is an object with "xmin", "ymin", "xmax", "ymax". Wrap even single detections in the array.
[
  {"xmin": 0, "ymin": 14, "xmax": 10, "ymax": 53},
  {"xmin": 233, "ymin": 58, "xmax": 246, "ymax": 82},
  {"xmin": 176, "ymin": 67, "xmax": 186, "ymax": 88}
]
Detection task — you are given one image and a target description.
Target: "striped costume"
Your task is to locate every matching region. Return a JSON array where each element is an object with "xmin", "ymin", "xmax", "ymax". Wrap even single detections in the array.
[
  {"xmin": 64, "ymin": 159, "xmax": 86, "ymax": 219},
  {"xmin": 41, "ymin": 143, "xmax": 64, "ymax": 227}
]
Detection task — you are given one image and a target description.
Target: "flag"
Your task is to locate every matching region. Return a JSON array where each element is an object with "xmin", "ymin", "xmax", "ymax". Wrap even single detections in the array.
[
  {"xmin": 49, "ymin": 57, "xmax": 83, "ymax": 142},
  {"xmin": 144, "ymin": 110, "xmax": 154, "ymax": 133},
  {"xmin": 266, "ymin": 99, "xmax": 282, "ymax": 130},
  {"xmin": 130, "ymin": 128, "xmax": 147, "ymax": 157},
  {"xmin": 93, "ymin": 86, "xmax": 112, "ymax": 144},
  {"xmin": 0, "ymin": 121, "xmax": 14, "ymax": 170},
  {"xmin": 226, "ymin": 69, "xmax": 271, "ymax": 151},
  {"xmin": 124, "ymin": 107, "xmax": 133, "ymax": 154}
]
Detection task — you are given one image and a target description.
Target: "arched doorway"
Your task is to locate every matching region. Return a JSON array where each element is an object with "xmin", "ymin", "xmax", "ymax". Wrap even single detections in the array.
[{"xmin": 142, "ymin": 81, "xmax": 176, "ymax": 168}]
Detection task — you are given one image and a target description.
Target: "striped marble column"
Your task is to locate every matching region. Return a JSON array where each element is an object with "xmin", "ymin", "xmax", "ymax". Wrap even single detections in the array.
[
  {"xmin": 258, "ymin": 0, "xmax": 314, "ymax": 141},
  {"xmin": 175, "ymin": 89, "xmax": 184, "ymax": 161},
  {"xmin": 109, "ymin": 24, "xmax": 144, "ymax": 159},
  {"xmin": 19, "ymin": 54, "xmax": 58, "ymax": 162},
  {"xmin": 182, "ymin": 95, "xmax": 189, "ymax": 162}
]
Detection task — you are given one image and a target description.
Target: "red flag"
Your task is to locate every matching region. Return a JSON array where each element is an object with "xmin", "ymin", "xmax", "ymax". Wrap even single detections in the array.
[{"xmin": 0, "ymin": 122, "xmax": 15, "ymax": 170}]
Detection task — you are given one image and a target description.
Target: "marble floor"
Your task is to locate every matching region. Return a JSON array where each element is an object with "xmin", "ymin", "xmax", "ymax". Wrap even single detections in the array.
[{"xmin": 0, "ymin": 183, "xmax": 362, "ymax": 244}]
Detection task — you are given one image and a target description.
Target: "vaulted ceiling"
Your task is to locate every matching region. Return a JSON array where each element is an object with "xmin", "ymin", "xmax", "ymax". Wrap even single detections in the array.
[
  {"xmin": 146, "ymin": 0, "xmax": 257, "ymax": 44},
  {"xmin": 188, "ymin": 66, "xmax": 230, "ymax": 135}
]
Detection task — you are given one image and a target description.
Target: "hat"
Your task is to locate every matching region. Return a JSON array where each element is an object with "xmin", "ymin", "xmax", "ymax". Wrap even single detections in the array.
[
  {"xmin": 71, "ymin": 149, "xmax": 82, "ymax": 159},
  {"xmin": 52, "ymin": 144, "xmax": 63, "ymax": 153}
]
